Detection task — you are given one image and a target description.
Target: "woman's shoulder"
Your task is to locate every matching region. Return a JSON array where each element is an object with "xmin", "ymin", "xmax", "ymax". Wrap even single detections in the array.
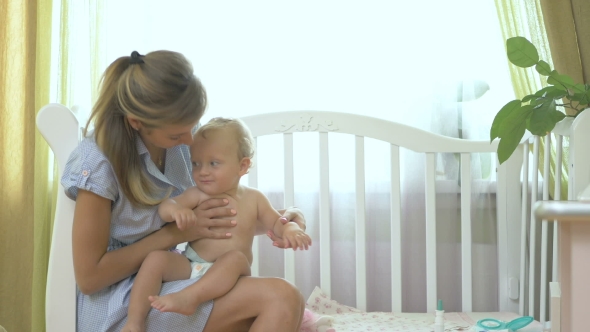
[
  {"xmin": 61, "ymin": 136, "xmax": 118, "ymax": 200},
  {"xmin": 64, "ymin": 136, "xmax": 111, "ymax": 170}
]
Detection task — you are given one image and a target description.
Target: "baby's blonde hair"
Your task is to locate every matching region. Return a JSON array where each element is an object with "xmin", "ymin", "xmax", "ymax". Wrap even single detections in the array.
[{"xmin": 195, "ymin": 117, "xmax": 254, "ymax": 169}]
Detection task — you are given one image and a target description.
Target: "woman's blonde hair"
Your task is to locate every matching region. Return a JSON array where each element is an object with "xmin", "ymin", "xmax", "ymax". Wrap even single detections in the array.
[
  {"xmin": 195, "ymin": 117, "xmax": 254, "ymax": 169},
  {"xmin": 85, "ymin": 50, "xmax": 207, "ymax": 206}
]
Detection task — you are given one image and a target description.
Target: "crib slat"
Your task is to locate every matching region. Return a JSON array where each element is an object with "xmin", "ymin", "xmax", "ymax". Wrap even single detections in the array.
[
  {"xmin": 540, "ymin": 134, "xmax": 551, "ymax": 324},
  {"xmin": 553, "ymin": 135, "xmax": 563, "ymax": 282},
  {"xmin": 496, "ymin": 143, "xmax": 524, "ymax": 314},
  {"xmin": 355, "ymin": 136, "xmax": 367, "ymax": 311},
  {"xmin": 548, "ymin": 134, "xmax": 563, "ymax": 326},
  {"xmin": 528, "ymin": 136, "xmax": 540, "ymax": 316},
  {"xmin": 319, "ymin": 132, "xmax": 332, "ymax": 297},
  {"xmin": 249, "ymin": 138, "xmax": 260, "ymax": 277},
  {"xmin": 460, "ymin": 153, "xmax": 473, "ymax": 312},
  {"xmin": 425, "ymin": 153, "xmax": 437, "ymax": 312},
  {"xmin": 519, "ymin": 141, "xmax": 530, "ymax": 316},
  {"xmin": 283, "ymin": 133, "xmax": 296, "ymax": 284},
  {"xmin": 390, "ymin": 144, "xmax": 402, "ymax": 312}
]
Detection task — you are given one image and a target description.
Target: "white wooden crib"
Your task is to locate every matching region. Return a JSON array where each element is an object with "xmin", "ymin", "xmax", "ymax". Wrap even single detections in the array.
[{"xmin": 37, "ymin": 103, "xmax": 590, "ymax": 331}]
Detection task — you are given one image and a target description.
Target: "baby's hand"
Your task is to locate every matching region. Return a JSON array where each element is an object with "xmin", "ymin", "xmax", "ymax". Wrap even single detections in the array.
[
  {"xmin": 172, "ymin": 208, "xmax": 198, "ymax": 231},
  {"xmin": 282, "ymin": 224, "xmax": 312, "ymax": 251}
]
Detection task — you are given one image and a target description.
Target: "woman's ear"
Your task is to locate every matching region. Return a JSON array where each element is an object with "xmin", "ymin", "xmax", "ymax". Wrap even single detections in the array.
[
  {"xmin": 239, "ymin": 158, "xmax": 251, "ymax": 176},
  {"xmin": 127, "ymin": 116, "xmax": 142, "ymax": 131}
]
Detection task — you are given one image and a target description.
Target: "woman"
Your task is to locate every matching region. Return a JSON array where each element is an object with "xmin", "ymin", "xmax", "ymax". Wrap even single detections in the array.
[{"xmin": 62, "ymin": 50, "xmax": 305, "ymax": 331}]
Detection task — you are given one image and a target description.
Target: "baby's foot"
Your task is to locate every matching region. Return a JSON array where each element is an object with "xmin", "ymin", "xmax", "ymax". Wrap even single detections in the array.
[{"xmin": 149, "ymin": 292, "xmax": 201, "ymax": 316}]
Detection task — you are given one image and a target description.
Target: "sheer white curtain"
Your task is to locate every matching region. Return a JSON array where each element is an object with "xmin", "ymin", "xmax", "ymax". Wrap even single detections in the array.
[{"xmin": 57, "ymin": 0, "xmax": 516, "ymax": 312}]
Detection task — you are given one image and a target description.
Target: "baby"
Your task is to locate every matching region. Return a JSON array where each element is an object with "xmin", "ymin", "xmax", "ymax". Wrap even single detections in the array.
[{"xmin": 121, "ymin": 117, "xmax": 312, "ymax": 332}]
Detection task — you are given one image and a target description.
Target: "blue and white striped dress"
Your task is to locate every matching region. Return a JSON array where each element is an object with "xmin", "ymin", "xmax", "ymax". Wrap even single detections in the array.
[{"xmin": 61, "ymin": 133, "xmax": 213, "ymax": 332}]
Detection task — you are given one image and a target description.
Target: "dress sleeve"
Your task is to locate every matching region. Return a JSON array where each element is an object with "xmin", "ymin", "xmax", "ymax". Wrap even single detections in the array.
[{"xmin": 61, "ymin": 138, "xmax": 119, "ymax": 202}]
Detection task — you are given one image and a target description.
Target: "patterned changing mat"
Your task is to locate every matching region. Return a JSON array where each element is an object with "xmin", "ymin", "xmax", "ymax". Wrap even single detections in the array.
[{"xmin": 302, "ymin": 287, "xmax": 544, "ymax": 332}]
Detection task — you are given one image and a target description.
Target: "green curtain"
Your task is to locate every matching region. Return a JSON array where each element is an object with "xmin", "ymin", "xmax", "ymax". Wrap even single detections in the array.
[
  {"xmin": 0, "ymin": 0, "xmax": 54, "ymax": 331},
  {"xmin": 57, "ymin": 0, "xmax": 106, "ymax": 111}
]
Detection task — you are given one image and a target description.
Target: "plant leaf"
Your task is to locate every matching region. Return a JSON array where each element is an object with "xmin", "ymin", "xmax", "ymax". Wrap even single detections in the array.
[
  {"xmin": 507, "ymin": 37, "xmax": 539, "ymax": 68},
  {"xmin": 498, "ymin": 104, "xmax": 534, "ymax": 138},
  {"xmin": 522, "ymin": 94, "xmax": 536, "ymax": 103},
  {"xmin": 498, "ymin": 105, "xmax": 533, "ymax": 164},
  {"xmin": 572, "ymin": 83, "xmax": 586, "ymax": 94},
  {"xmin": 490, "ymin": 100, "xmax": 521, "ymax": 142},
  {"xmin": 527, "ymin": 100, "xmax": 561, "ymax": 135},
  {"xmin": 530, "ymin": 96, "xmax": 550, "ymax": 106},
  {"xmin": 544, "ymin": 88, "xmax": 567, "ymax": 100},
  {"xmin": 569, "ymin": 92, "xmax": 588, "ymax": 102},
  {"xmin": 581, "ymin": 88, "xmax": 590, "ymax": 106},
  {"xmin": 536, "ymin": 60, "xmax": 552, "ymax": 76},
  {"xmin": 533, "ymin": 86, "xmax": 555, "ymax": 97},
  {"xmin": 497, "ymin": 123, "xmax": 527, "ymax": 164},
  {"xmin": 496, "ymin": 104, "xmax": 533, "ymax": 164},
  {"xmin": 548, "ymin": 72, "xmax": 576, "ymax": 91}
]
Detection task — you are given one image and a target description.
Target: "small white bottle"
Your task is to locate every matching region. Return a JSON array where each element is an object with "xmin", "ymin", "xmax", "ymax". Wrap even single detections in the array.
[{"xmin": 434, "ymin": 299, "xmax": 445, "ymax": 332}]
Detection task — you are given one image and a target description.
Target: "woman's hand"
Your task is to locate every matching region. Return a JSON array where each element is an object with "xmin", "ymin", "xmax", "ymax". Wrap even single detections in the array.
[
  {"xmin": 267, "ymin": 207, "xmax": 307, "ymax": 249},
  {"xmin": 169, "ymin": 198, "xmax": 237, "ymax": 243}
]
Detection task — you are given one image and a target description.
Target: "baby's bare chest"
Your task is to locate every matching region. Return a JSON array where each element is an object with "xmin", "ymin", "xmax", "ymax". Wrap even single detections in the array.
[
  {"xmin": 232, "ymin": 196, "xmax": 259, "ymax": 231},
  {"xmin": 203, "ymin": 193, "xmax": 259, "ymax": 234}
]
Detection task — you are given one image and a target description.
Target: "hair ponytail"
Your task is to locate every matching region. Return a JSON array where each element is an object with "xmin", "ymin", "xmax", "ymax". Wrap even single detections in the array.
[{"xmin": 86, "ymin": 51, "xmax": 206, "ymax": 206}]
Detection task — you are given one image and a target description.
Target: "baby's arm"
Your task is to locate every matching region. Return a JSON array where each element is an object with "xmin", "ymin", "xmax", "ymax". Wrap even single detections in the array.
[
  {"xmin": 255, "ymin": 190, "xmax": 311, "ymax": 251},
  {"xmin": 158, "ymin": 186, "xmax": 204, "ymax": 231}
]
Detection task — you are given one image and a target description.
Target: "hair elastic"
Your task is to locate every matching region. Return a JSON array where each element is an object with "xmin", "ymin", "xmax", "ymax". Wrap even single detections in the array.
[{"xmin": 129, "ymin": 51, "xmax": 144, "ymax": 64}]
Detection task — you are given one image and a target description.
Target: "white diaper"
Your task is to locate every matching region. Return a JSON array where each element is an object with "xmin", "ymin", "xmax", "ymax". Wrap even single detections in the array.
[{"xmin": 184, "ymin": 246, "xmax": 214, "ymax": 279}]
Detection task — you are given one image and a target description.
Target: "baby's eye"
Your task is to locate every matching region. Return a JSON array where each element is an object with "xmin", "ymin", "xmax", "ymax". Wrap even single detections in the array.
[
  {"xmin": 192, "ymin": 162, "xmax": 201, "ymax": 168},
  {"xmin": 210, "ymin": 161, "xmax": 219, "ymax": 167}
]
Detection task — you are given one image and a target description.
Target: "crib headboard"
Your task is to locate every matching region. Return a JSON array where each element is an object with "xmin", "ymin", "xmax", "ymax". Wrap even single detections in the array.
[
  {"xmin": 40, "ymin": 105, "xmax": 587, "ymax": 332},
  {"xmin": 240, "ymin": 111, "xmax": 526, "ymax": 314}
]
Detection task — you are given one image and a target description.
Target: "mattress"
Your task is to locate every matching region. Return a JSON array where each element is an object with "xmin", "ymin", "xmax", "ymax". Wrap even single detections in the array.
[{"xmin": 303, "ymin": 287, "xmax": 544, "ymax": 332}]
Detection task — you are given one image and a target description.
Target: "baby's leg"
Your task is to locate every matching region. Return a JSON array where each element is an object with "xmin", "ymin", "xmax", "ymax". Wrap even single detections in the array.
[
  {"xmin": 121, "ymin": 250, "xmax": 191, "ymax": 332},
  {"xmin": 150, "ymin": 250, "xmax": 251, "ymax": 316}
]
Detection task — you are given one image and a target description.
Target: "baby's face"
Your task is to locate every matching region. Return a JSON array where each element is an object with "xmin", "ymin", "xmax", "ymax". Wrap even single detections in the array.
[{"xmin": 189, "ymin": 130, "xmax": 244, "ymax": 195}]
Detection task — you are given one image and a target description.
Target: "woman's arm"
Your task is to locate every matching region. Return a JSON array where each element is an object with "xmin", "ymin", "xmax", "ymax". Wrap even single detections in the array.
[
  {"xmin": 73, "ymin": 190, "xmax": 172, "ymax": 294},
  {"xmin": 278, "ymin": 207, "xmax": 306, "ymax": 231},
  {"xmin": 256, "ymin": 195, "xmax": 311, "ymax": 251},
  {"xmin": 256, "ymin": 207, "xmax": 307, "ymax": 249},
  {"xmin": 73, "ymin": 190, "xmax": 235, "ymax": 295},
  {"xmin": 254, "ymin": 207, "xmax": 306, "ymax": 236}
]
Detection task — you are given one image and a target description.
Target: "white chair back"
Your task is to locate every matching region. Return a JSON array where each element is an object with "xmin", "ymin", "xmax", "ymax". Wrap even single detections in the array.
[{"xmin": 37, "ymin": 103, "xmax": 80, "ymax": 332}]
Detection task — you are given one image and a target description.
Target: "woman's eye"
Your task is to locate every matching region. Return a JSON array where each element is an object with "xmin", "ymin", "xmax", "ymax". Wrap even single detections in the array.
[{"xmin": 170, "ymin": 136, "xmax": 180, "ymax": 141}]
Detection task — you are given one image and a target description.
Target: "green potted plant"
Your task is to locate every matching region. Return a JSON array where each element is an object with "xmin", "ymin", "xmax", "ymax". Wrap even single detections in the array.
[{"xmin": 491, "ymin": 36, "xmax": 590, "ymax": 164}]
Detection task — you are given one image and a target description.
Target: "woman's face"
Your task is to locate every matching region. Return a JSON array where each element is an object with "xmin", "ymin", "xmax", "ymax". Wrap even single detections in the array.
[{"xmin": 138, "ymin": 122, "xmax": 199, "ymax": 149}]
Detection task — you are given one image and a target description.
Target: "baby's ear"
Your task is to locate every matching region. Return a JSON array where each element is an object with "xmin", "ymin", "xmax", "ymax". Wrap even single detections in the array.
[{"xmin": 239, "ymin": 157, "xmax": 251, "ymax": 175}]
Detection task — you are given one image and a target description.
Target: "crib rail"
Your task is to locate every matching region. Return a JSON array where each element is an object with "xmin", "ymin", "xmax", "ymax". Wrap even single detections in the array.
[
  {"xmin": 241, "ymin": 111, "xmax": 525, "ymax": 313},
  {"xmin": 520, "ymin": 110, "xmax": 590, "ymax": 326},
  {"xmin": 519, "ymin": 131, "xmax": 566, "ymax": 325}
]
